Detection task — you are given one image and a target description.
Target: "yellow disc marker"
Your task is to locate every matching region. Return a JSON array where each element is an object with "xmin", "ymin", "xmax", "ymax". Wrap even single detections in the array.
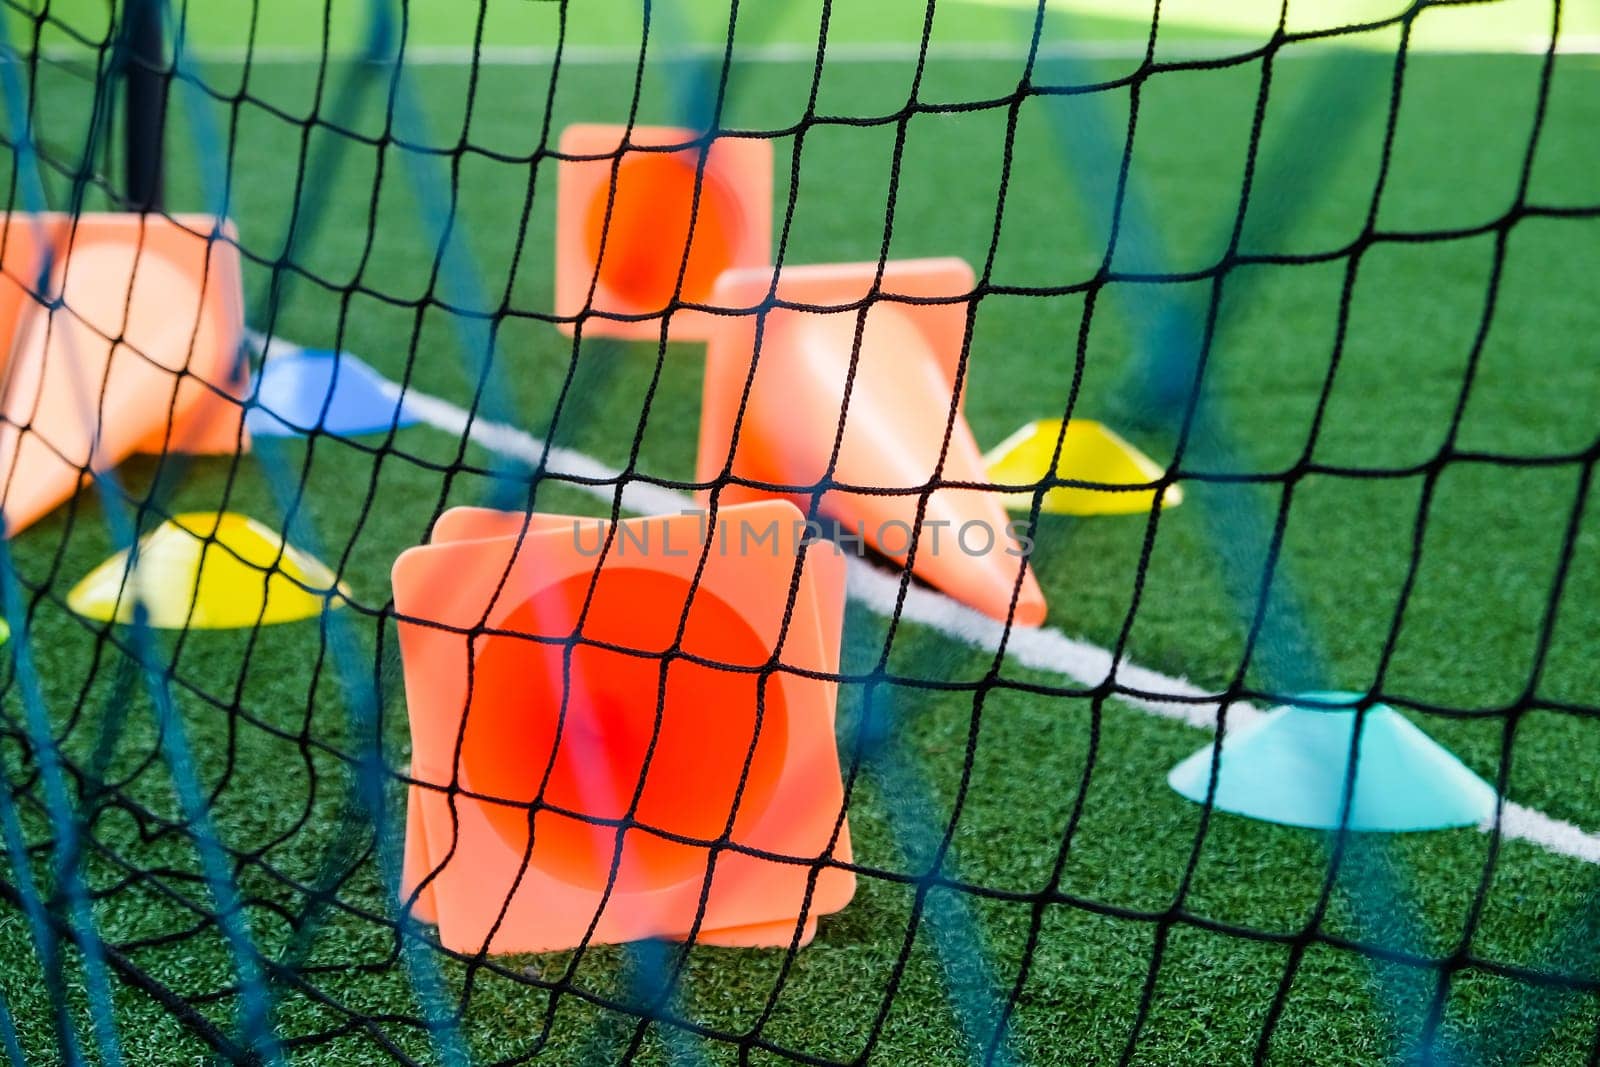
[
  {"xmin": 984, "ymin": 419, "xmax": 1183, "ymax": 517},
  {"xmin": 67, "ymin": 512, "xmax": 349, "ymax": 629}
]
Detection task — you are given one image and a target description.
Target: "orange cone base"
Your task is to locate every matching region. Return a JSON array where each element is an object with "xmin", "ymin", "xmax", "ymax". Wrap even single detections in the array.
[
  {"xmin": 400, "ymin": 782, "xmax": 819, "ymax": 946},
  {"xmin": 554, "ymin": 125, "xmax": 771, "ymax": 342},
  {"xmin": 0, "ymin": 213, "xmax": 249, "ymax": 536},
  {"xmin": 392, "ymin": 500, "xmax": 854, "ymax": 954},
  {"xmin": 697, "ymin": 258, "xmax": 1047, "ymax": 627}
]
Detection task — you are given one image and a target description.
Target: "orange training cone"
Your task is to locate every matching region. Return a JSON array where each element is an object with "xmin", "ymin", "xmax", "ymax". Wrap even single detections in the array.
[
  {"xmin": 392, "ymin": 499, "xmax": 854, "ymax": 954},
  {"xmin": 0, "ymin": 213, "xmax": 249, "ymax": 536},
  {"xmin": 554, "ymin": 124, "xmax": 771, "ymax": 342},
  {"xmin": 697, "ymin": 258, "xmax": 1047, "ymax": 627}
]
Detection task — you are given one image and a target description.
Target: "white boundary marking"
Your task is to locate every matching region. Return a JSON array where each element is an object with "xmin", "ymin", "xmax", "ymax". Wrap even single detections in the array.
[
  {"xmin": 39, "ymin": 36, "xmax": 1600, "ymax": 67},
  {"xmin": 354, "ymin": 369, "xmax": 1600, "ymax": 868}
]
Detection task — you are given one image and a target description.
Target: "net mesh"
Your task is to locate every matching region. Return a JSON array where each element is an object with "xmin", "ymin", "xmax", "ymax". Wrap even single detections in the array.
[{"xmin": 0, "ymin": 0, "xmax": 1597, "ymax": 1063}]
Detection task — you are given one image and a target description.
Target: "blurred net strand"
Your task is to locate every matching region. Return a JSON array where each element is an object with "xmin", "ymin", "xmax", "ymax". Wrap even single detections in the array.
[
  {"xmin": 427, "ymin": 1, "xmax": 863, "ymax": 1058},
  {"xmin": 169, "ymin": 2, "xmax": 478, "ymax": 1061},
  {"xmin": 1365, "ymin": 2, "xmax": 1590, "ymax": 1059},
  {"xmin": 1021, "ymin": 1, "xmax": 1383, "ymax": 1061},
  {"xmin": 0, "ymin": 11, "xmax": 154, "ymax": 1063},
  {"xmin": 1019, "ymin": 2, "xmax": 1595, "ymax": 1063},
  {"xmin": 4, "ymin": 2, "xmax": 399, "ymax": 1064},
  {"xmin": 0, "ymin": 0, "xmax": 1594, "ymax": 1063}
]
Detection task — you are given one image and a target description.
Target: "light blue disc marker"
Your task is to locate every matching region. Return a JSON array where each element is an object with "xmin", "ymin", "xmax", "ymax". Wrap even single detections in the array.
[
  {"xmin": 1168, "ymin": 691, "xmax": 1497, "ymax": 832},
  {"xmin": 246, "ymin": 349, "xmax": 420, "ymax": 438}
]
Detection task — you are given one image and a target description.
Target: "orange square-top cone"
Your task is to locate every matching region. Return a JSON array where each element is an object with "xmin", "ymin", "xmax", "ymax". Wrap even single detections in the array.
[
  {"xmin": 554, "ymin": 124, "xmax": 771, "ymax": 341},
  {"xmin": 0, "ymin": 213, "xmax": 249, "ymax": 536},
  {"xmin": 696, "ymin": 258, "xmax": 1047, "ymax": 627},
  {"xmin": 392, "ymin": 500, "xmax": 854, "ymax": 955}
]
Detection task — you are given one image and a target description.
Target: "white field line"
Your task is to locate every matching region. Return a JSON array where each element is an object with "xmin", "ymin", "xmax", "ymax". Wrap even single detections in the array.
[
  {"xmin": 40, "ymin": 36, "xmax": 1600, "ymax": 67},
  {"xmin": 363, "ymin": 372, "xmax": 1600, "ymax": 868}
]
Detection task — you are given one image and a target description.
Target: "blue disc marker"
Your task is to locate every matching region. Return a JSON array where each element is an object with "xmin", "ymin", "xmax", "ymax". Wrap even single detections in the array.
[
  {"xmin": 1168, "ymin": 691, "xmax": 1497, "ymax": 832},
  {"xmin": 247, "ymin": 349, "xmax": 420, "ymax": 438}
]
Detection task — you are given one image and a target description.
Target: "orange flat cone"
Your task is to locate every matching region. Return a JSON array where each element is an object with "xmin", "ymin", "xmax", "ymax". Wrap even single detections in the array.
[
  {"xmin": 392, "ymin": 499, "xmax": 854, "ymax": 954},
  {"xmin": 555, "ymin": 124, "xmax": 771, "ymax": 341},
  {"xmin": 697, "ymin": 258, "xmax": 1047, "ymax": 627},
  {"xmin": 0, "ymin": 213, "xmax": 249, "ymax": 536}
]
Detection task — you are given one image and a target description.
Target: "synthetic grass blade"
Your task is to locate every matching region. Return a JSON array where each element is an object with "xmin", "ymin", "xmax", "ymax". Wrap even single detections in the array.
[
  {"xmin": 0, "ymin": 540, "xmax": 125, "ymax": 1066},
  {"xmin": 857, "ymin": 687, "xmax": 1020, "ymax": 1067}
]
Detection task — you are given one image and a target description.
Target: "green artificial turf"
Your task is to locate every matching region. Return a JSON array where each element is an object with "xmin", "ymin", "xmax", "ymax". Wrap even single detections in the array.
[
  {"xmin": 1, "ymin": 3, "xmax": 1598, "ymax": 1064},
  {"xmin": 15, "ymin": 0, "xmax": 1600, "ymax": 53}
]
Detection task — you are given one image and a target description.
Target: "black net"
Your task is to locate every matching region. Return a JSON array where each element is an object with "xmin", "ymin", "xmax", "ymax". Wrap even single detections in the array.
[{"xmin": 0, "ymin": 0, "xmax": 1597, "ymax": 1064}]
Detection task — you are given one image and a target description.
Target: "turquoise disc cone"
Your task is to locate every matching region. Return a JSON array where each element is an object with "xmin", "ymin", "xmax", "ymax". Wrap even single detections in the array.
[{"xmin": 1168, "ymin": 691, "xmax": 1497, "ymax": 832}]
